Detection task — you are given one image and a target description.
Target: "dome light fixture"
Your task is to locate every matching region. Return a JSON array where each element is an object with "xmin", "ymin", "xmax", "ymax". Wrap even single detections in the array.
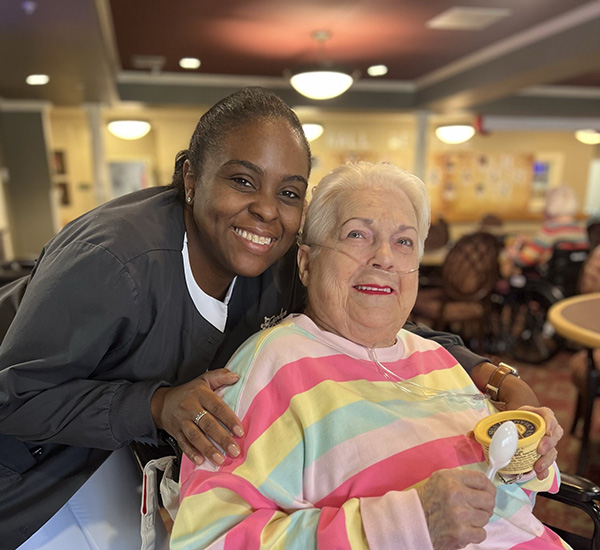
[
  {"xmin": 435, "ymin": 124, "xmax": 475, "ymax": 144},
  {"xmin": 575, "ymin": 129, "xmax": 600, "ymax": 145},
  {"xmin": 107, "ymin": 120, "xmax": 151, "ymax": 140},
  {"xmin": 290, "ymin": 68, "xmax": 353, "ymax": 100},
  {"xmin": 289, "ymin": 30, "xmax": 354, "ymax": 100},
  {"xmin": 302, "ymin": 123, "xmax": 324, "ymax": 142}
]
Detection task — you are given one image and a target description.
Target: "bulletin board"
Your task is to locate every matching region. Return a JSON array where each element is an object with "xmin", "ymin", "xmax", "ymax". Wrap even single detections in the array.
[{"xmin": 427, "ymin": 152, "xmax": 534, "ymax": 220}]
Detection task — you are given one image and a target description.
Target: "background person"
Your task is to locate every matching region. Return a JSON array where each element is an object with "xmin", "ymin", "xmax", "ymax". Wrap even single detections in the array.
[
  {"xmin": 506, "ymin": 185, "xmax": 588, "ymax": 269},
  {"xmin": 172, "ymin": 162, "xmax": 564, "ymax": 550}
]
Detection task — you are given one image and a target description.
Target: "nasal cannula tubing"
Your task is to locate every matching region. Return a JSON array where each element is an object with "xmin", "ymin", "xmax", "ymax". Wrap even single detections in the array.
[
  {"xmin": 366, "ymin": 347, "xmax": 488, "ymax": 402},
  {"xmin": 306, "ymin": 242, "xmax": 419, "ymax": 275},
  {"xmin": 305, "ymin": 242, "xmax": 485, "ymax": 402}
]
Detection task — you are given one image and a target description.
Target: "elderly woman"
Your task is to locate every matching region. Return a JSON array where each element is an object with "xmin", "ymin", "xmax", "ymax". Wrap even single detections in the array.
[
  {"xmin": 171, "ymin": 162, "xmax": 565, "ymax": 550},
  {"xmin": 508, "ymin": 185, "xmax": 588, "ymax": 269}
]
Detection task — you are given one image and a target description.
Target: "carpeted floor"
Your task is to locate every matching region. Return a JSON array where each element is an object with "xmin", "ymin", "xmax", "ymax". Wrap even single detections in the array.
[{"xmin": 493, "ymin": 348, "xmax": 600, "ymax": 541}]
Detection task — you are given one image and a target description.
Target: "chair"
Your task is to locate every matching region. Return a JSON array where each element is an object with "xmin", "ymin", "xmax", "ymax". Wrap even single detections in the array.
[
  {"xmin": 588, "ymin": 220, "xmax": 600, "ymax": 251},
  {"xmin": 544, "ymin": 245, "xmax": 589, "ymax": 299},
  {"xmin": 420, "ymin": 218, "xmax": 450, "ymax": 288},
  {"xmin": 540, "ymin": 472, "xmax": 600, "ymax": 550},
  {"xmin": 412, "ymin": 232, "xmax": 500, "ymax": 352},
  {"xmin": 0, "ymin": 259, "xmax": 35, "ymax": 288},
  {"xmin": 424, "ymin": 217, "xmax": 449, "ymax": 252},
  {"xmin": 570, "ymin": 348, "xmax": 600, "ymax": 475},
  {"xmin": 495, "ymin": 241, "xmax": 589, "ymax": 364},
  {"xmin": 478, "ymin": 213, "xmax": 506, "ymax": 244},
  {"xmin": 569, "ymin": 247, "xmax": 600, "ymax": 475}
]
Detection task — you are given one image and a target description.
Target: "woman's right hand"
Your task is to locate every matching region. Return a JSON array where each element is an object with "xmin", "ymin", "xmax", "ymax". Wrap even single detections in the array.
[
  {"xmin": 150, "ymin": 369, "xmax": 244, "ymax": 466},
  {"xmin": 416, "ymin": 469, "xmax": 496, "ymax": 550}
]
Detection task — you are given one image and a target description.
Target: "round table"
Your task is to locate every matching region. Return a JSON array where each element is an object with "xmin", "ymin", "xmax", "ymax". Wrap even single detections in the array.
[
  {"xmin": 548, "ymin": 293, "xmax": 600, "ymax": 348},
  {"xmin": 548, "ymin": 292, "xmax": 600, "ymax": 474}
]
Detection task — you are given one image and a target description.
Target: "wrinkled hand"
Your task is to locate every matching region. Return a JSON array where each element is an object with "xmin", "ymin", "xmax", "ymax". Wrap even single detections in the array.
[
  {"xmin": 150, "ymin": 369, "xmax": 244, "ymax": 466},
  {"xmin": 416, "ymin": 469, "xmax": 496, "ymax": 550},
  {"xmin": 518, "ymin": 405, "xmax": 563, "ymax": 480}
]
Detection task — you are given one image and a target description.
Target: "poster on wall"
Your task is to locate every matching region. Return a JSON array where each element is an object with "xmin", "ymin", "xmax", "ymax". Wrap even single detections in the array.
[
  {"xmin": 427, "ymin": 152, "xmax": 535, "ymax": 220},
  {"xmin": 55, "ymin": 182, "xmax": 70, "ymax": 206},
  {"xmin": 52, "ymin": 151, "xmax": 67, "ymax": 175},
  {"xmin": 109, "ymin": 161, "xmax": 150, "ymax": 199}
]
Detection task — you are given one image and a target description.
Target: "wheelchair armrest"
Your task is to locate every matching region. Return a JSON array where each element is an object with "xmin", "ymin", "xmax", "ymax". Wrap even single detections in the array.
[
  {"xmin": 553, "ymin": 472, "xmax": 600, "ymax": 503},
  {"xmin": 540, "ymin": 473, "xmax": 600, "ymax": 550}
]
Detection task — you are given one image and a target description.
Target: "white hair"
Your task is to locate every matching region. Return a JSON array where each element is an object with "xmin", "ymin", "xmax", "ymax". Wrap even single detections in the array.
[
  {"xmin": 301, "ymin": 162, "xmax": 431, "ymax": 259},
  {"xmin": 545, "ymin": 185, "xmax": 578, "ymax": 218}
]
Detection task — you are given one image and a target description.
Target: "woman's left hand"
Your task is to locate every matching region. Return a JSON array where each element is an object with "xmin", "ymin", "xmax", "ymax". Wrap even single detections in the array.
[{"xmin": 517, "ymin": 405, "xmax": 564, "ymax": 480}]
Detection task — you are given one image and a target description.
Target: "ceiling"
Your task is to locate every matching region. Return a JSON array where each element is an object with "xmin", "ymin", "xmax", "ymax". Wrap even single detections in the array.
[{"xmin": 1, "ymin": 0, "xmax": 600, "ymax": 119}]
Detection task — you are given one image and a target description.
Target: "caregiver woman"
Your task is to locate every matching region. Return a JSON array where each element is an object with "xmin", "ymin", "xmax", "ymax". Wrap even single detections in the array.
[{"xmin": 0, "ymin": 88, "xmax": 559, "ymax": 548}]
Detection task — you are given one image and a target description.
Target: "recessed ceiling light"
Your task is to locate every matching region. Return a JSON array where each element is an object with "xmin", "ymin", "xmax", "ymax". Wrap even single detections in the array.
[
  {"xmin": 427, "ymin": 7, "xmax": 511, "ymax": 31},
  {"xmin": 367, "ymin": 65, "xmax": 388, "ymax": 77},
  {"xmin": 179, "ymin": 57, "xmax": 201, "ymax": 70},
  {"xmin": 26, "ymin": 74, "xmax": 49, "ymax": 86},
  {"xmin": 21, "ymin": 1, "xmax": 37, "ymax": 15}
]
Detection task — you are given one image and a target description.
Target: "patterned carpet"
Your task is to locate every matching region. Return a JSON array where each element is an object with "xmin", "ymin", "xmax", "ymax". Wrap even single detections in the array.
[{"xmin": 493, "ymin": 348, "xmax": 600, "ymax": 541}]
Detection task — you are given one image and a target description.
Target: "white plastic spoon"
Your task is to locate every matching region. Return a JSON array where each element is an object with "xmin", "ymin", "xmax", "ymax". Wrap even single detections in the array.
[{"xmin": 485, "ymin": 420, "xmax": 519, "ymax": 480}]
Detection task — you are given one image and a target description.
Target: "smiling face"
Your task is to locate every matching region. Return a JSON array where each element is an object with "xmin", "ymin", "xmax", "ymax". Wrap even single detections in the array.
[
  {"xmin": 184, "ymin": 118, "xmax": 309, "ymax": 299},
  {"xmin": 298, "ymin": 185, "xmax": 420, "ymax": 348}
]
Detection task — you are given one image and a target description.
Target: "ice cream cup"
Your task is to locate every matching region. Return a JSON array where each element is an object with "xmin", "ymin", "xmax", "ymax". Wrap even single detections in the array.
[{"xmin": 474, "ymin": 410, "xmax": 546, "ymax": 475}]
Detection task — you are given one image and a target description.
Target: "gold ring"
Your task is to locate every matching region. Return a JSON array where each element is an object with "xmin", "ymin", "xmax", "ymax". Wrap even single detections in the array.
[{"xmin": 194, "ymin": 410, "xmax": 208, "ymax": 426}]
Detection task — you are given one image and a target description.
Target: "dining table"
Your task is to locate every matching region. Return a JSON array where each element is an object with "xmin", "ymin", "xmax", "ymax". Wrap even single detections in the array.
[{"xmin": 548, "ymin": 292, "xmax": 600, "ymax": 474}]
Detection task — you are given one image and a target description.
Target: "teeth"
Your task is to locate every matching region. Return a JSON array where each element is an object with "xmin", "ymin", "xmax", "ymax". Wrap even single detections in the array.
[
  {"xmin": 356, "ymin": 285, "xmax": 392, "ymax": 294},
  {"xmin": 235, "ymin": 228, "xmax": 273, "ymax": 246}
]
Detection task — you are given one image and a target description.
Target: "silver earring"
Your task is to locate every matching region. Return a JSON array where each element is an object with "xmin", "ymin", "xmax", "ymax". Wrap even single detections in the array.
[{"xmin": 186, "ymin": 196, "xmax": 192, "ymax": 203}]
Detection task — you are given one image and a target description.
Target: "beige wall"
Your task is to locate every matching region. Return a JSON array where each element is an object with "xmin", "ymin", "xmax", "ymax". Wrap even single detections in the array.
[
  {"xmin": 46, "ymin": 105, "xmax": 598, "ymax": 238},
  {"xmin": 49, "ymin": 109, "xmax": 96, "ymax": 228}
]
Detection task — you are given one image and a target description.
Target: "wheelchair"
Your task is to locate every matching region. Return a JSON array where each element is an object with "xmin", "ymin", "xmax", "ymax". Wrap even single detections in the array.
[
  {"xmin": 541, "ymin": 472, "xmax": 600, "ymax": 550},
  {"xmin": 493, "ymin": 243, "xmax": 589, "ymax": 364}
]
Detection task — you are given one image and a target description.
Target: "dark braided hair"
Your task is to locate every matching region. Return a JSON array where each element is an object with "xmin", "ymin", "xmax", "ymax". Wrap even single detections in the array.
[{"xmin": 169, "ymin": 87, "xmax": 312, "ymax": 201}]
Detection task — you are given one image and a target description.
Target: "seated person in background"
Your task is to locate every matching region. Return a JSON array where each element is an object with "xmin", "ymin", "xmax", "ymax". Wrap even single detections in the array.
[
  {"xmin": 171, "ymin": 162, "xmax": 565, "ymax": 550},
  {"xmin": 506, "ymin": 185, "xmax": 588, "ymax": 269}
]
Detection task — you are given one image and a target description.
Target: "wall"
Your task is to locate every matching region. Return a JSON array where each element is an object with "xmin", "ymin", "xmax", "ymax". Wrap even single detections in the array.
[
  {"xmin": 49, "ymin": 109, "xmax": 96, "ymax": 227},
  {"xmin": 305, "ymin": 110, "xmax": 416, "ymax": 194},
  {"xmin": 0, "ymin": 108, "xmax": 56, "ymax": 258},
  {"xmin": 39, "ymin": 104, "xmax": 599, "ymax": 247}
]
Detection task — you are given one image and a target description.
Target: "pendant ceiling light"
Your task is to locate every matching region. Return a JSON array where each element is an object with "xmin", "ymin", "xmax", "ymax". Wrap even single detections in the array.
[
  {"xmin": 435, "ymin": 124, "xmax": 476, "ymax": 144},
  {"xmin": 107, "ymin": 120, "xmax": 151, "ymax": 140},
  {"xmin": 290, "ymin": 31, "xmax": 354, "ymax": 100}
]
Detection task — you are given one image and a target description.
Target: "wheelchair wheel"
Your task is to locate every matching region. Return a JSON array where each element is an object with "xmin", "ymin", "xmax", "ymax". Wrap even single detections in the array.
[{"xmin": 501, "ymin": 280, "xmax": 564, "ymax": 364}]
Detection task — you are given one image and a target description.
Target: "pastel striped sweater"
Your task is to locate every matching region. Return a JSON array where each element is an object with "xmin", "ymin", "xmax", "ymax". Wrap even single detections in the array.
[
  {"xmin": 515, "ymin": 220, "xmax": 588, "ymax": 268},
  {"xmin": 172, "ymin": 314, "xmax": 567, "ymax": 550}
]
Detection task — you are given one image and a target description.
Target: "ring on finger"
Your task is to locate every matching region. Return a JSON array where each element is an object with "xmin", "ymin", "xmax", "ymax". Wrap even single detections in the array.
[{"xmin": 194, "ymin": 410, "xmax": 209, "ymax": 426}]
